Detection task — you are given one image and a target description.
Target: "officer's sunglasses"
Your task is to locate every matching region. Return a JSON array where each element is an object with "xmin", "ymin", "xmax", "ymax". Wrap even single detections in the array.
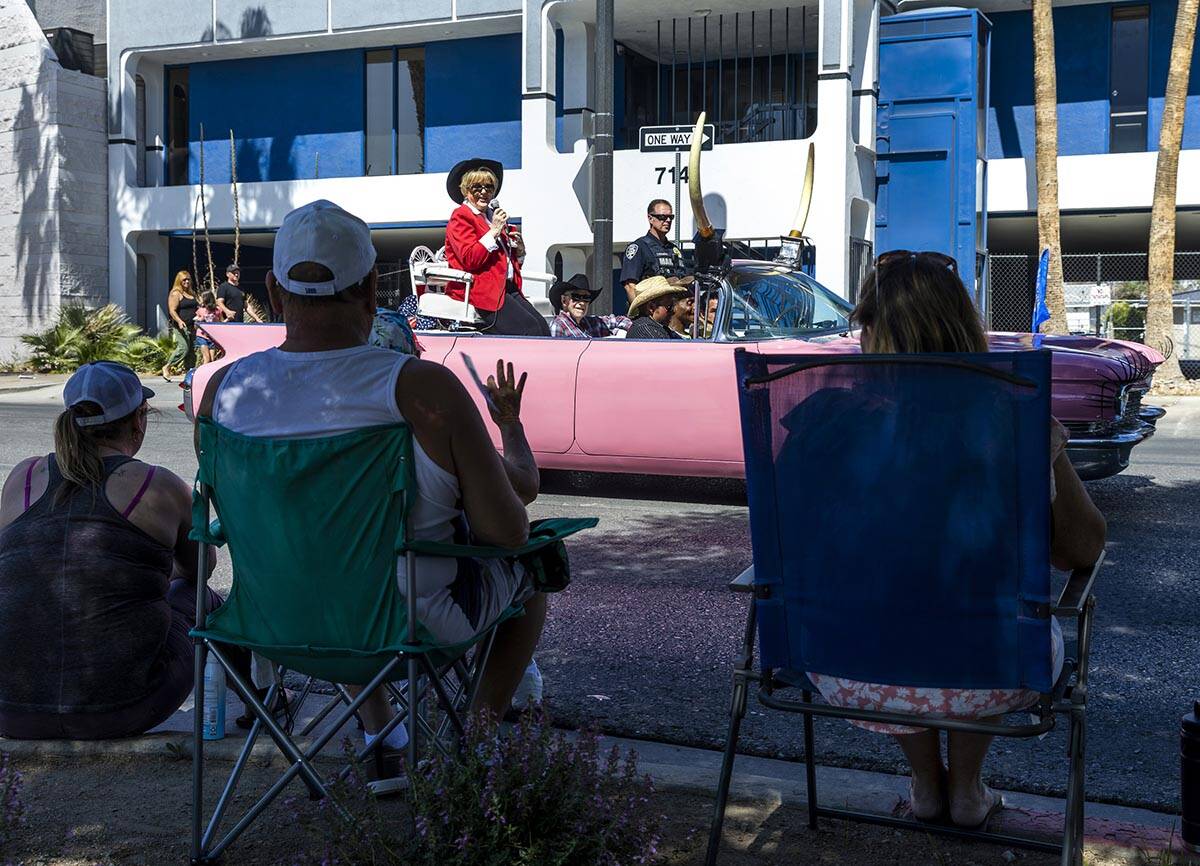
[{"xmin": 650, "ymin": 213, "xmax": 675, "ymax": 222}]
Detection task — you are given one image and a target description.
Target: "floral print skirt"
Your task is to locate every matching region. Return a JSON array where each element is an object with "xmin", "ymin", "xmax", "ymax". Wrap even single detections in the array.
[{"xmin": 807, "ymin": 619, "xmax": 1064, "ymax": 736}]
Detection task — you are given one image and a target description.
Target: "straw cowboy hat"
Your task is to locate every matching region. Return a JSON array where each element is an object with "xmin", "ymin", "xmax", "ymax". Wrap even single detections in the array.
[
  {"xmin": 446, "ymin": 157, "xmax": 504, "ymax": 204},
  {"xmin": 627, "ymin": 274, "xmax": 695, "ymax": 319},
  {"xmin": 548, "ymin": 274, "xmax": 601, "ymax": 312}
]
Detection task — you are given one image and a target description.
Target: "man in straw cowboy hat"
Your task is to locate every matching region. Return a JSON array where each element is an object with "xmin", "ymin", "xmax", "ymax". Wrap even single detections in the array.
[
  {"xmin": 625, "ymin": 275, "xmax": 694, "ymax": 340},
  {"xmin": 548, "ymin": 274, "xmax": 632, "ymax": 339}
]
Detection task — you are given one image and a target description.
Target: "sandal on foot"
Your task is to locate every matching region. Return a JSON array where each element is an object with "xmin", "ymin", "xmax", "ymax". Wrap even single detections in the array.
[
  {"xmin": 951, "ymin": 785, "xmax": 1005, "ymax": 830},
  {"xmin": 908, "ymin": 781, "xmax": 947, "ymax": 824}
]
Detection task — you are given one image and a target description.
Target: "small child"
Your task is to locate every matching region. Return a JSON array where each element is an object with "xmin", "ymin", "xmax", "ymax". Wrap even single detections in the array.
[{"xmin": 193, "ymin": 290, "xmax": 222, "ymax": 365}]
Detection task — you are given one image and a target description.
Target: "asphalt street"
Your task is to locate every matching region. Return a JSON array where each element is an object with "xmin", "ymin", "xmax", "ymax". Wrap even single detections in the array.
[{"xmin": 1, "ymin": 382, "xmax": 1196, "ymax": 814}]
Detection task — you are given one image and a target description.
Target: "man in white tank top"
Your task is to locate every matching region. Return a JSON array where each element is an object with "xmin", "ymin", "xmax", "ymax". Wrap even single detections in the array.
[{"xmin": 196, "ymin": 200, "xmax": 545, "ymax": 755}]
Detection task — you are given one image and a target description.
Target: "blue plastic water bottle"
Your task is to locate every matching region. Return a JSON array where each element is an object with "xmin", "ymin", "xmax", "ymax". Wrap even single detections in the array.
[{"xmin": 202, "ymin": 654, "xmax": 226, "ymax": 741}]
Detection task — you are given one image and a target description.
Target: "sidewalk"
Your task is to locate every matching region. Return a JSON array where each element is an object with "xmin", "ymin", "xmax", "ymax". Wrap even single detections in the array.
[{"xmin": 0, "ymin": 688, "xmax": 1182, "ymax": 858}]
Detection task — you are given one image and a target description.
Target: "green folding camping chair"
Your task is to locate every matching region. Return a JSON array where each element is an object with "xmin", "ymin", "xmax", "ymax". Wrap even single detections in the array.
[{"xmin": 188, "ymin": 418, "xmax": 596, "ymax": 864}]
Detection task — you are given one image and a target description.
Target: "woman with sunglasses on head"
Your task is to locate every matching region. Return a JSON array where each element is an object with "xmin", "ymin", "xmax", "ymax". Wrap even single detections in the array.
[
  {"xmin": 443, "ymin": 158, "xmax": 550, "ymax": 337},
  {"xmin": 803, "ymin": 251, "xmax": 1106, "ymax": 829}
]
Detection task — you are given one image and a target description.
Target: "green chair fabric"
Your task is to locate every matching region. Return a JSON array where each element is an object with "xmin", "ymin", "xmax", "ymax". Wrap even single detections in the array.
[{"xmin": 189, "ymin": 418, "xmax": 595, "ymax": 684}]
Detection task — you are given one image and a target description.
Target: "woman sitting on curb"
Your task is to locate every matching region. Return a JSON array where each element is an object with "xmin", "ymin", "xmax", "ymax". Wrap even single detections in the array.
[
  {"xmin": 806, "ymin": 251, "xmax": 1107, "ymax": 829},
  {"xmin": 0, "ymin": 362, "xmax": 247, "ymax": 739}
]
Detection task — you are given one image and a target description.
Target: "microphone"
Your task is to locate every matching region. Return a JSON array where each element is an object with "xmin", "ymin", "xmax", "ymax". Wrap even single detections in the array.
[{"xmin": 487, "ymin": 199, "xmax": 501, "ymax": 218}]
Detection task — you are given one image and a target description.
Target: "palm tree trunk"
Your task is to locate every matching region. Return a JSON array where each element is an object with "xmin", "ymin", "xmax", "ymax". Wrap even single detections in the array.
[
  {"xmin": 1032, "ymin": 0, "xmax": 1068, "ymax": 334},
  {"xmin": 1145, "ymin": 0, "xmax": 1197, "ymax": 382}
]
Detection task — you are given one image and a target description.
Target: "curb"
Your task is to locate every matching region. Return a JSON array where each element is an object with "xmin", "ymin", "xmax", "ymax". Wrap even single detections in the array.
[{"xmin": 2, "ymin": 726, "xmax": 1181, "ymax": 854}]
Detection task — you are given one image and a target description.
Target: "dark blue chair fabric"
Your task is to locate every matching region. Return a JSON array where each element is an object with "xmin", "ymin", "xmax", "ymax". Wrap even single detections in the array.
[{"xmin": 736, "ymin": 349, "xmax": 1054, "ymax": 693}]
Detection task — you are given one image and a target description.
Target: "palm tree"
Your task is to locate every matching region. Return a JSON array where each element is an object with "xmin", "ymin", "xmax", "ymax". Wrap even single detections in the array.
[
  {"xmin": 1032, "ymin": 0, "xmax": 1068, "ymax": 333},
  {"xmin": 1144, "ymin": 0, "xmax": 1197, "ymax": 382}
]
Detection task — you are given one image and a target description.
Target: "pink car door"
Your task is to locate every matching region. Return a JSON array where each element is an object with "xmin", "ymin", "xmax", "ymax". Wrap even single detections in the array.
[
  {"xmin": 574, "ymin": 339, "xmax": 744, "ymax": 462},
  {"xmin": 440, "ymin": 334, "xmax": 587, "ymax": 454}
]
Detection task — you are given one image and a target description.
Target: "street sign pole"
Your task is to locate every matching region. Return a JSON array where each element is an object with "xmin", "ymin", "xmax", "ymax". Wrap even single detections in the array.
[
  {"xmin": 674, "ymin": 151, "xmax": 681, "ymax": 246},
  {"xmin": 591, "ymin": 0, "xmax": 614, "ymax": 303}
]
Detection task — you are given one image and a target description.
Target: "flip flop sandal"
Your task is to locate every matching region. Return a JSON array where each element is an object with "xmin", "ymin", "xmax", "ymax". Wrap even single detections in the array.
[
  {"xmin": 953, "ymin": 786, "xmax": 1006, "ymax": 830},
  {"xmin": 908, "ymin": 781, "xmax": 948, "ymax": 824}
]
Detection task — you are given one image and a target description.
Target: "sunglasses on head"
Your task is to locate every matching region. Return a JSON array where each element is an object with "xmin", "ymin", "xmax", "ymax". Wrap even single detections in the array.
[
  {"xmin": 469, "ymin": 183, "xmax": 495, "ymax": 194},
  {"xmin": 875, "ymin": 250, "xmax": 958, "ymax": 273},
  {"xmin": 650, "ymin": 213, "xmax": 674, "ymax": 222}
]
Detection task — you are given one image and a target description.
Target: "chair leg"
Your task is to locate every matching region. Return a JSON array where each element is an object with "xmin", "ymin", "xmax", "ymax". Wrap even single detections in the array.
[
  {"xmin": 1061, "ymin": 709, "xmax": 1086, "ymax": 866},
  {"xmin": 705, "ymin": 669, "xmax": 750, "ymax": 866},
  {"xmin": 191, "ymin": 640, "xmax": 207, "ymax": 864},
  {"xmin": 705, "ymin": 602, "xmax": 757, "ymax": 866},
  {"xmin": 802, "ymin": 694, "xmax": 819, "ymax": 832}
]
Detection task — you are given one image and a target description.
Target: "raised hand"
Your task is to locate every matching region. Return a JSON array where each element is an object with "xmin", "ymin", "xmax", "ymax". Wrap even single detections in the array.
[{"xmin": 485, "ymin": 359, "xmax": 527, "ymax": 425}]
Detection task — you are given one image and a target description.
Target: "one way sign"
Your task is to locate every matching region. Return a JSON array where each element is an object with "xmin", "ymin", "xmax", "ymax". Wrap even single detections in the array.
[{"xmin": 638, "ymin": 124, "xmax": 715, "ymax": 153}]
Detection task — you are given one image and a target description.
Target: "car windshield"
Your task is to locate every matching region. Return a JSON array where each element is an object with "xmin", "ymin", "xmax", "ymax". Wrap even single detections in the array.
[{"xmin": 724, "ymin": 265, "xmax": 853, "ymax": 340}]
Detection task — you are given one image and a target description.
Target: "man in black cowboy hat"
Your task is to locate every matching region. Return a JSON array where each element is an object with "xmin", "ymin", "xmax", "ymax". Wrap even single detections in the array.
[{"xmin": 548, "ymin": 274, "xmax": 632, "ymax": 339}]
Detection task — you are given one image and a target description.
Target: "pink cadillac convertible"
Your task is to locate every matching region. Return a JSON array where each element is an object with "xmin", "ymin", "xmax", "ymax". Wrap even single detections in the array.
[{"xmin": 186, "ymin": 260, "xmax": 1163, "ymax": 482}]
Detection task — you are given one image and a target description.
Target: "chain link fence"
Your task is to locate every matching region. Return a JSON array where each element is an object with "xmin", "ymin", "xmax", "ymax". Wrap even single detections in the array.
[{"xmin": 988, "ymin": 250, "xmax": 1200, "ymax": 376}]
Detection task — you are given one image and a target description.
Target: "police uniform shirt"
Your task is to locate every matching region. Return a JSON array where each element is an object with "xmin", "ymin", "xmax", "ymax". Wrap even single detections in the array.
[{"xmin": 620, "ymin": 232, "xmax": 684, "ymax": 286}]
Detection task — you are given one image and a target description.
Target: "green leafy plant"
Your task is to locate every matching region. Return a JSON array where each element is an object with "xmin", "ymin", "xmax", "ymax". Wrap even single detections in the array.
[
  {"xmin": 19, "ymin": 305, "xmax": 170, "ymax": 374},
  {"xmin": 1106, "ymin": 300, "xmax": 1147, "ymax": 345},
  {"xmin": 297, "ymin": 712, "xmax": 662, "ymax": 866}
]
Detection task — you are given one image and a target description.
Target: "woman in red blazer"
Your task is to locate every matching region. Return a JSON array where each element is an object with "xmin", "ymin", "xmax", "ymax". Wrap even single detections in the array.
[{"xmin": 444, "ymin": 158, "xmax": 550, "ymax": 336}]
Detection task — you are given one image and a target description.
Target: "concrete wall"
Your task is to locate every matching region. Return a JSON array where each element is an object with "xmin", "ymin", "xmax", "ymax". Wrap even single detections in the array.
[
  {"xmin": 1, "ymin": 0, "xmax": 108, "ymax": 359},
  {"xmin": 987, "ymin": 0, "xmax": 1200, "ymax": 159}
]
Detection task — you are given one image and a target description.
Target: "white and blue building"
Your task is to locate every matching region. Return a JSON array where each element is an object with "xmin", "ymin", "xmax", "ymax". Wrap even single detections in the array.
[{"xmin": 1, "ymin": 0, "xmax": 1197, "ymax": 353}]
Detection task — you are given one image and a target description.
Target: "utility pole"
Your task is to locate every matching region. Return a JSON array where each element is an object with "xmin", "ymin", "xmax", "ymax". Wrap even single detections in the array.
[{"xmin": 591, "ymin": 0, "xmax": 614, "ymax": 299}]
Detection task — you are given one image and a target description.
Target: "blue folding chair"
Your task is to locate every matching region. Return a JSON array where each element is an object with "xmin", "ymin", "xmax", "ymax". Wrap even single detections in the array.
[{"xmin": 707, "ymin": 349, "xmax": 1101, "ymax": 866}]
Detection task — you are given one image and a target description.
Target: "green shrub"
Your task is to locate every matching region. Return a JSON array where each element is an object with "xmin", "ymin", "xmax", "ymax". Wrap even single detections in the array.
[
  {"xmin": 19, "ymin": 305, "xmax": 169, "ymax": 374},
  {"xmin": 297, "ymin": 713, "xmax": 662, "ymax": 866},
  {"xmin": 1107, "ymin": 300, "xmax": 1146, "ymax": 345}
]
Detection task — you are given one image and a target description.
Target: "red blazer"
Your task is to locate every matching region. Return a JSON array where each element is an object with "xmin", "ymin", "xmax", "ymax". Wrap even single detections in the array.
[{"xmin": 444, "ymin": 204, "xmax": 522, "ymax": 313}]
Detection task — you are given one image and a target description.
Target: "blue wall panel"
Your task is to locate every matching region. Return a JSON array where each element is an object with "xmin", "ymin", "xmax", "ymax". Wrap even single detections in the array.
[
  {"xmin": 985, "ymin": 0, "xmax": 1200, "ymax": 159},
  {"xmin": 187, "ymin": 50, "xmax": 364, "ymax": 183},
  {"xmin": 424, "ymin": 34, "xmax": 522, "ymax": 171},
  {"xmin": 1148, "ymin": 0, "xmax": 1200, "ymax": 150}
]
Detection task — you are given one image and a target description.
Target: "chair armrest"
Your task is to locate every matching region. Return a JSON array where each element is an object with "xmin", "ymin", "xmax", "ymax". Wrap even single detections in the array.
[
  {"xmin": 728, "ymin": 565, "xmax": 755, "ymax": 593},
  {"xmin": 1053, "ymin": 550, "xmax": 1104, "ymax": 618}
]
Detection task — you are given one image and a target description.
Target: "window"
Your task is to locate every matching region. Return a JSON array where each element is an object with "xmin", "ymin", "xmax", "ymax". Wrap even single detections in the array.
[
  {"xmin": 725, "ymin": 265, "xmax": 852, "ymax": 340},
  {"xmin": 1109, "ymin": 6, "xmax": 1149, "ymax": 154},
  {"xmin": 618, "ymin": 7, "xmax": 818, "ymax": 149},
  {"xmin": 166, "ymin": 67, "xmax": 189, "ymax": 186},
  {"xmin": 135, "ymin": 75, "xmax": 146, "ymax": 186},
  {"xmin": 365, "ymin": 48, "xmax": 426, "ymax": 176}
]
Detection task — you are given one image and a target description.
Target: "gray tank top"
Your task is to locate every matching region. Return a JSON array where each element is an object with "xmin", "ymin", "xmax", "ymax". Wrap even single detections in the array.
[{"xmin": 0, "ymin": 456, "xmax": 175, "ymax": 714}]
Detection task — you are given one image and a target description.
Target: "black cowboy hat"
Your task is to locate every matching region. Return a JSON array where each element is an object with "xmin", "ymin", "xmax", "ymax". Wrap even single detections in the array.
[
  {"xmin": 549, "ymin": 274, "xmax": 601, "ymax": 312},
  {"xmin": 446, "ymin": 157, "xmax": 504, "ymax": 204}
]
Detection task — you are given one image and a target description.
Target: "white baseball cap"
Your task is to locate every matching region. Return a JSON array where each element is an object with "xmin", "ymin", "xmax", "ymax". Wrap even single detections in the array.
[
  {"xmin": 272, "ymin": 200, "xmax": 377, "ymax": 296},
  {"xmin": 63, "ymin": 361, "xmax": 154, "ymax": 427}
]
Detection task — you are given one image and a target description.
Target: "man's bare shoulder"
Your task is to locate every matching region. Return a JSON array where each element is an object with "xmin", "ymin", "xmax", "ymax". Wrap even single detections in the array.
[{"xmin": 395, "ymin": 359, "xmax": 474, "ymax": 426}]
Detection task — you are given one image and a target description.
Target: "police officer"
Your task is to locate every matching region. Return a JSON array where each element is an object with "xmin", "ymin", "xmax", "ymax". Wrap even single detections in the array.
[{"xmin": 620, "ymin": 199, "xmax": 685, "ymax": 304}]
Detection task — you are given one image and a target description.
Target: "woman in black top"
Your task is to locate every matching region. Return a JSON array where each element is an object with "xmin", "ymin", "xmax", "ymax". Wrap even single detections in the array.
[
  {"xmin": 162, "ymin": 270, "xmax": 199, "ymax": 381},
  {"xmin": 0, "ymin": 362, "xmax": 245, "ymax": 739}
]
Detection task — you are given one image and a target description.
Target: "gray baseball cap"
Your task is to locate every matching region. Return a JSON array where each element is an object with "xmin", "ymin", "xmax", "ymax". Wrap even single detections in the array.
[{"xmin": 63, "ymin": 361, "xmax": 154, "ymax": 427}]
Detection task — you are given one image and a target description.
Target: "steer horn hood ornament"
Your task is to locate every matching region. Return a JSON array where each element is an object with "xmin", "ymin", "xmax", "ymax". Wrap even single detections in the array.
[
  {"xmin": 789, "ymin": 142, "xmax": 815, "ymax": 239},
  {"xmin": 687, "ymin": 118, "xmax": 817, "ymax": 272}
]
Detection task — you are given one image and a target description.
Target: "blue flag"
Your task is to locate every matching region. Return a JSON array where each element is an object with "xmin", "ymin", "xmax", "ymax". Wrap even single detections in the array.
[{"xmin": 1031, "ymin": 248, "xmax": 1051, "ymax": 336}]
